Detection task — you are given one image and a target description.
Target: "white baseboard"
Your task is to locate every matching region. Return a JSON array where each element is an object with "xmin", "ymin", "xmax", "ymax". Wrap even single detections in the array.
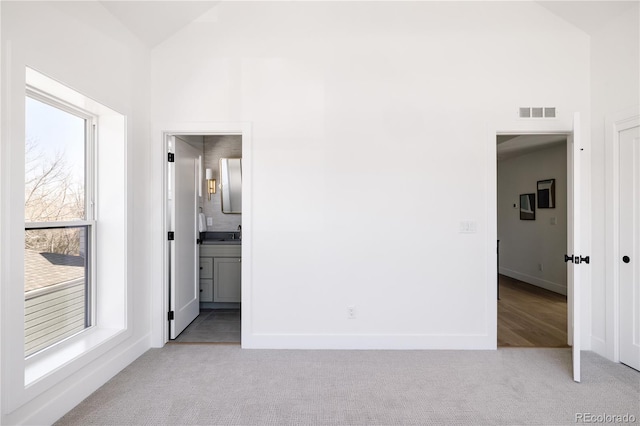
[
  {"xmin": 590, "ymin": 336, "xmax": 612, "ymax": 361},
  {"xmin": 242, "ymin": 333, "xmax": 497, "ymax": 350},
  {"xmin": 499, "ymin": 267, "xmax": 567, "ymax": 295}
]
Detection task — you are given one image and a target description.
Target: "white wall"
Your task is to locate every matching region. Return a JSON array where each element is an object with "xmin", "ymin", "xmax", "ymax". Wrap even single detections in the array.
[
  {"xmin": 1, "ymin": 1, "xmax": 631, "ymax": 422},
  {"xmin": 589, "ymin": 3, "xmax": 640, "ymax": 357},
  {"xmin": 498, "ymin": 144, "xmax": 568, "ymax": 295},
  {"xmin": 0, "ymin": 2, "xmax": 152, "ymax": 424},
  {"xmin": 151, "ymin": 2, "xmax": 590, "ymax": 349},
  {"xmin": 0, "ymin": 2, "xmax": 4, "ymax": 421}
]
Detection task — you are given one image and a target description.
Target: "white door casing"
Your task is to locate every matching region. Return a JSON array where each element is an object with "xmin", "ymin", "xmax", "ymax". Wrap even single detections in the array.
[
  {"xmin": 169, "ymin": 136, "xmax": 201, "ymax": 339},
  {"xmin": 567, "ymin": 112, "xmax": 582, "ymax": 383},
  {"xmin": 619, "ymin": 124, "xmax": 640, "ymax": 371},
  {"xmin": 493, "ymin": 113, "xmax": 583, "ymax": 382},
  {"xmin": 605, "ymin": 109, "xmax": 640, "ymax": 369},
  {"xmin": 152, "ymin": 123, "xmax": 251, "ymax": 349}
]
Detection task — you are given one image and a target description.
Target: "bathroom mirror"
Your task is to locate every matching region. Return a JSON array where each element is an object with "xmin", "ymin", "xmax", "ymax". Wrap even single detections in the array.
[{"xmin": 220, "ymin": 158, "xmax": 242, "ymax": 213}]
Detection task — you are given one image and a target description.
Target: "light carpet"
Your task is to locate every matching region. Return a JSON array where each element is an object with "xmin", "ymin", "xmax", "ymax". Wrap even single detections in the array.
[{"xmin": 55, "ymin": 346, "xmax": 639, "ymax": 425}]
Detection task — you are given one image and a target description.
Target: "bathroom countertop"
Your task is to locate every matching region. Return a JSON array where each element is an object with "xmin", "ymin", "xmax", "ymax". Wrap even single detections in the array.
[
  {"xmin": 200, "ymin": 231, "xmax": 241, "ymax": 245},
  {"xmin": 201, "ymin": 239, "xmax": 241, "ymax": 245}
]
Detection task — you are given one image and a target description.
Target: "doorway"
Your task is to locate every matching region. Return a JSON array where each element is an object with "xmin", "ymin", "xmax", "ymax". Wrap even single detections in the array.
[
  {"xmin": 496, "ymin": 134, "xmax": 569, "ymax": 347},
  {"xmin": 155, "ymin": 122, "xmax": 251, "ymax": 348},
  {"xmin": 171, "ymin": 134, "xmax": 243, "ymax": 343}
]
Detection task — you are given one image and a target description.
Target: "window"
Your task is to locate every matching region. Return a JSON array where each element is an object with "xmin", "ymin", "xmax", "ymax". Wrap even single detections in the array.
[
  {"xmin": 9, "ymin": 67, "xmax": 128, "ymax": 395},
  {"xmin": 24, "ymin": 90, "xmax": 95, "ymax": 357}
]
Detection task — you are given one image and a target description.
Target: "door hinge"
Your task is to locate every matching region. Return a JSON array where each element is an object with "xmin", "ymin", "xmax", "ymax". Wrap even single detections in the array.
[
  {"xmin": 565, "ymin": 254, "xmax": 590, "ymax": 264},
  {"xmin": 168, "ymin": 153, "xmax": 175, "ymax": 162},
  {"xmin": 168, "ymin": 311, "xmax": 174, "ymax": 321},
  {"xmin": 168, "ymin": 231, "xmax": 175, "ymax": 241}
]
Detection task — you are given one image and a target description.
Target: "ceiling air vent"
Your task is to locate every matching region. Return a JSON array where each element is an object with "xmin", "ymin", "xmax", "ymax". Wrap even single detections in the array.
[{"xmin": 519, "ymin": 107, "xmax": 557, "ymax": 118}]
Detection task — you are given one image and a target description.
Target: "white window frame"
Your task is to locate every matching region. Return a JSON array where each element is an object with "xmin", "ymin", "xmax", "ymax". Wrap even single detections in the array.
[
  {"xmin": 24, "ymin": 88, "xmax": 98, "ymax": 357},
  {"xmin": 0, "ymin": 67, "xmax": 130, "ymax": 413}
]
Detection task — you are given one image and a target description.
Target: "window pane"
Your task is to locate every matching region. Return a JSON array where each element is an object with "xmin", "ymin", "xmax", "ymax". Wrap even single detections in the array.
[
  {"xmin": 25, "ymin": 96, "xmax": 86, "ymax": 222},
  {"xmin": 24, "ymin": 226, "xmax": 89, "ymax": 357}
]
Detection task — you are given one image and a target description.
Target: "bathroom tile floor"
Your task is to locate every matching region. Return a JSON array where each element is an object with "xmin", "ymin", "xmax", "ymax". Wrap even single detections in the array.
[{"xmin": 172, "ymin": 309, "xmax": 241, "ymax": 343}]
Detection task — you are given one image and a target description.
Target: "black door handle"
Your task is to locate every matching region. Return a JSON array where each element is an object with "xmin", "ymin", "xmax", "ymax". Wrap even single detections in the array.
[
  {"xmin": 564, "ymin": 254, "xmax": 574, "ymax": 263},
  {"xmin": 623, "ymin": 256, "xmax": 630, "ymax": 264}
]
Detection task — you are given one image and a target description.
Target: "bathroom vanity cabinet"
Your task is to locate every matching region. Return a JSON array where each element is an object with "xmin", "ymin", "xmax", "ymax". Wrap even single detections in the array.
[
  {"xmin": 199, "ymin": 244, "xmax": 241, "ymax": 303},
  {"xmin": 213, "ymin": 257, "xmax": 241, "ymax": 302},
  {"xmin": 199, "ymin": 257, "xmax": 214, "ymax": 302}
]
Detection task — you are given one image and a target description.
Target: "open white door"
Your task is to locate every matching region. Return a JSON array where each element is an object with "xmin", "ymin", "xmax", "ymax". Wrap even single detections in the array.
[
  {"xmin": 567, "ymin": 112, "xmax": 583, "ymax": 382},
  {"xmin": 619, "ymin": 122, "xmax": 640, "ymax": 371},
  {"xmin": 169, "ymin": 136, "xmax": 201, "ymax": 339}
]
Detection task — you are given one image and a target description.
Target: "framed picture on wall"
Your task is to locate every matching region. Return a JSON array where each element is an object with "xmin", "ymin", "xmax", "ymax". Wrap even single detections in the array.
[
  {"xmin": 520, "ymin": 193, "xmax": 535, "ymax": 220},
  {"xmin": 537, "ymin": 179, "xmax": 556, "ymax": 208}
]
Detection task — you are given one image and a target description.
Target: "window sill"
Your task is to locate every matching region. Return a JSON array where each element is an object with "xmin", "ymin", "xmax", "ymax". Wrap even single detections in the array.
[{"xmin": 25, "ymin": 326, "xmax": 126, "ymax": 387}]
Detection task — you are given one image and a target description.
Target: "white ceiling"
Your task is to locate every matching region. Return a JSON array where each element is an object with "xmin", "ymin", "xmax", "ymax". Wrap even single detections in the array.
[
  {"xmin": 99, "ymin": 1, "xmax": 218, "ymax": 47},
  {"xmin": 535, "ymin": 1, "xmax": 638, "ymax": 35},
  {"xmin": 497, "ymin": 134, "xmax": 567, "ymax": 161},
  {"xmin": 97, "ymin": 1, "xmax": 637, "ymax": 48}
]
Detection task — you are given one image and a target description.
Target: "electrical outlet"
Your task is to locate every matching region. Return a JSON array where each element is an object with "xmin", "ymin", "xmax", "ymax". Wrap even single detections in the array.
[
  {"xmin": 347, "ymin": 306, "xmax": 356, "ymax": 319},
  {"xmin": 538, "ymin": 263, "xmax": 543, "ymax": 272},
  {"xmin": 206, "ymin": 217, "xmax": 213, "ymax": 226}
]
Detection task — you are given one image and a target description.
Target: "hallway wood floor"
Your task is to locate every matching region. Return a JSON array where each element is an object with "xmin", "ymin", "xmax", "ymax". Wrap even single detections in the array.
[{"xmin": 498, "ymin": 274, "xmax": 569, "ymax": 348}]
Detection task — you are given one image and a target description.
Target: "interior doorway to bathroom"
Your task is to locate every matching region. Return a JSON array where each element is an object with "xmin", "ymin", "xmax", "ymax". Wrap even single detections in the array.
[
  {"xmin": 159, "ymin": 124, "xmax": 250, "ymax": 346},
  {"xmin": 174, "ymin": 134, "xmax": 242, "ymax": 343}
]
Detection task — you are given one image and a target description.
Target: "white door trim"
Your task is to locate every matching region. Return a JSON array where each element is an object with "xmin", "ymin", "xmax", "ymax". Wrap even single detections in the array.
[
  {"xmin": 488, "ymin": 118, "xmax": 582, "ymax": 368},
  {"xmin": 569, "ymin": 112, "xmax": 582, "ymax": 382},
  {"xmin": 150, "ymin": 122, "xmax": 252, "ymax": 348},
  {"xmin": 605, "ymin": 107, "xmax": 640, "ymax": 363}
]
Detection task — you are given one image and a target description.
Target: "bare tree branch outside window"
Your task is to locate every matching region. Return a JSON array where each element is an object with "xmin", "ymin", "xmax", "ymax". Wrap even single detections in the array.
[{"xmin": 25, "ymin": 137, "xmax": 85, "ymax": 255}]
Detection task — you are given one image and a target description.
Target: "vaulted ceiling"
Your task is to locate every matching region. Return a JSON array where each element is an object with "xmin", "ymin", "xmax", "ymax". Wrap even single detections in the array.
[
  {"xmin": 99, "ymin": 1, "xmax": 218, "ymax": 47},
  {"xmin": 536, "ymin": 1, "xmax": 637, "ymax": 35},
  {"xmin": 97, "ymin": 1, "xmax": 638, "ymax": 48}
]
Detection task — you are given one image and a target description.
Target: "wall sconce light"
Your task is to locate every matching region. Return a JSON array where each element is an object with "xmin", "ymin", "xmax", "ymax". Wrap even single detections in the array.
[{"xmin": 206, "ymin": 168, "xmax": 216, "ymax": 200}]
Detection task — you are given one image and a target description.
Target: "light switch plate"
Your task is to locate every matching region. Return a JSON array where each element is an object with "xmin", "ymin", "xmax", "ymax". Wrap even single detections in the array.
[
  {"xmin": 459, "ymin": 221, "xmax": 477, "ymax": 233},
  {"xmin": 206, "ymin": 217, "xmax": 213, "ymax": 226}
]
